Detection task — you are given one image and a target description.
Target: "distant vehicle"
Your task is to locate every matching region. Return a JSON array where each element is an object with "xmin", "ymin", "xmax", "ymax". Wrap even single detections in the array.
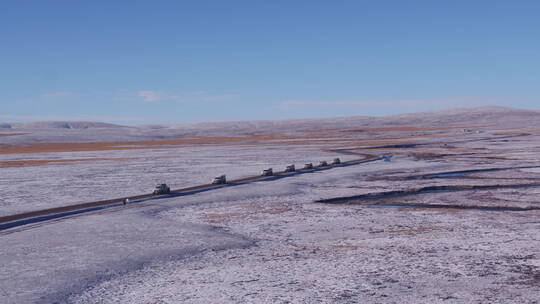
[
  {"xmin": 382, "ymin": 153, "xmax": 393, "ymax": 162},
  {"xmin": 123, "ymin": 198, "xmax": 130, "ymax": 205},
  {"xmin": 212, "ymin": 175, "xmax": 227, "ymax": 184},
  {"xmin": 261, "ymin": 168, "xmax": 273, "ymax": 176},
  {"xmin": 285, "ymin": 164, "xmax": 295, "ymax": 172},
  {"xmin": 303, "ymin": 163, "xmax": 314, "ymax": 169},
  {"xmin": 153, "ymin": 183, "xmax": 170, "ymax": 194},
  {"xmin": 331, "ymin": 158, "xmax": 341, "ymax": 165},
  {"xmin": 317, "ymin": 161, "xmax": 328, "ymax": 167}
]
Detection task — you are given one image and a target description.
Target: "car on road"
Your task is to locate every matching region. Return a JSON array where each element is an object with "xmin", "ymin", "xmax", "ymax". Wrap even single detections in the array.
[
  {"xmin": 331, "ymin": 158, "xmax": 341, "ymax": 165},
  {"xmin": 285, "ymin": 164, "xmax": 295, "ymax": 172}
]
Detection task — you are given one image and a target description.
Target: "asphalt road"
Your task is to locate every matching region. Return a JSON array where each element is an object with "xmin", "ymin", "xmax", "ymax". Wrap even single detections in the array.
[{"xmin": 0, "ymin": 154, "xmax": 380, "ymax": 232}]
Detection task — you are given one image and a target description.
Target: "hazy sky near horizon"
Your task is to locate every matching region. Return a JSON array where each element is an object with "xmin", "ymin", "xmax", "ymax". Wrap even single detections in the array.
[{"xmin": 1, "ymin": 0, "xmax": 539, "ymax": 125}]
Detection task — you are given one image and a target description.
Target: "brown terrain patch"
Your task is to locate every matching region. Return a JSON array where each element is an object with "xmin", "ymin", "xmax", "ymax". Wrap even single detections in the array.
[
  {"xmin": 201, "ymin": 212, "xmax": 247, "ymax": 224},
  {"xmin": 331, "ymin": 140, "xmax": 418, "ymax": 149},
  {"xmin": 493, "ymin": 129, "xmax": 540, "ymax": 135},
  {"xmin": 385, "ymin": 226, "xmax": 440, "ymax": 234},
  {"xmin": 410, "ymin": 151, "xmax": 448, "ymax": 159},
  {"xmin": 484, "ymin": 156, "xmax": 520, "ymax": 160},
  {"xmin": 0, "ymin": 136, "xmax": 417, "ymax": 156},
  {"xmin": 316, "ymin": 125, "xmax": 480, "ymax": 133},
  {"xmin": 0, "ymin": 124, "xmax": 479, "ymax": 156},
  {"xmin": 330, "ymin": 244, "xmax": 365, "ymax": 251},
  {"xmin": 373, "ymin": 133, "xmax": 462, "ymax": 140},
  {"xmin": 200, "ymin": 206, "xmax": 292, "ymax": 224},
  {"xmin": 0, "ymin": 158, "xmax": 134, "ymax": 168},
  {"xmin": 0, "ymin": 133, "xmax": 26, "ymax": 137},
  {"xmin": 0, "ymin": 134, "xmax": 348, "ymax": 155}
]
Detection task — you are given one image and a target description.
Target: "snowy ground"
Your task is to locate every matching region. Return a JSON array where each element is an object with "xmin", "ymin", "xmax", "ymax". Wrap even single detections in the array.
[
  {"xmin": 1, "ymin": 109, "xmax": 540, "ymax": 303},
  {"xmin": 0, "ymin": 144, "xmax": 355, "ymax": 216}
]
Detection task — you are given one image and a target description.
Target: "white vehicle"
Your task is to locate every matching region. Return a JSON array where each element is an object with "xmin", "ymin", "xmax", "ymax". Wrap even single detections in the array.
[
  {"xmin": 303, "ymin": 163, "xmax": 314, "ymax": 169},
  {"xmin": 317, "ymin": 161, "xmax": 328, "ymax": 167},
  {"xmin": 153, "ymin": 183, "xmax": 170, "ymax": 194},
  {"xmin": 261, "ymin": 168, "xmax": 273, "ymax": 176},
  {"xmin": 212, "ymin": 175, "xmax": 227, "ymax": 184},
  {"xmin": 331, "ymin": 158, "xmax": 341, "ymax": 165},
  {"xmin": 285, "ymin": 164, "xmax": 295, "ymax": 172}
]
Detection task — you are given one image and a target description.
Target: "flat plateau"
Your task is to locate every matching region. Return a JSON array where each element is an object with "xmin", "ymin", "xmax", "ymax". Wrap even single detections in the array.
[{"xmin": 1, "ymin": 107, "xmax": 539, "ymax": 303}]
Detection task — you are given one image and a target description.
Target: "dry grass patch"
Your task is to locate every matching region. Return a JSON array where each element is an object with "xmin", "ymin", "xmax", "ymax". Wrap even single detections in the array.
[
  {"xmin": 332, "ymin": 140, "xmax": 418, "ymax": 148},
  {"xmin": 0, "ymin": 157, "xmax": 135, "ymax": 168},
  {"xmin": 385, "ymin": 226, "xmax": 440, "ymax": 234},
  {"xmin": 200, "ymin": 205, "xmax": 292, "ymax": 224},
  {"xmin": 410, "ymin": 151, "xmax": 447, "ymax": 159},
  {"xmin": 317, "ymin": 126, "xmax": 480, "ymax": 133},
  {"xmin": 200, "ymin": 212, "xmax": 247, "ymax": 224},
  {"xmin": 330, "ymin": 244, "xmax": 365, "ymax": 251},
  {"xmin": 0, "ymin": 134, "xmax": 346, "ymax": 155},
  {"xmin": 493, "ymin": 130, "xmax": 538, "ymax": 135},
  {"xmin": 372, "ymin": 133, "xmax": 462, "ymax": 140},
  {"xmin": 0, "ymin": 133, "xmax": 27, "ymax": 137}
]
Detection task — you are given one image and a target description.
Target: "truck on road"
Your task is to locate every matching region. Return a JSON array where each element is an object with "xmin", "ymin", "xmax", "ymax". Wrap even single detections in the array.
[
  {"xmin": 261, "ymin": 168, "xmax": 273, "ymax": 176},
  {"xmin": 212, "ymin": 175, "xmax": 227, "ymax": 184},
  {"xmin": 153, "ymin": 183, "xmax": 171, "ymax": 194}
]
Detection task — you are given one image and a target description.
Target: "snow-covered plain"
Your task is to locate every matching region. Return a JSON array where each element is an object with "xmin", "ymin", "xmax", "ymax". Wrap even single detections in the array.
[
  {"xmin": 1, "ymin": 107, "xmax": 540, "ymax": 303},
  {"xmin": 0, "ymin": 144, "xmax": 357, "ymax": 216}
]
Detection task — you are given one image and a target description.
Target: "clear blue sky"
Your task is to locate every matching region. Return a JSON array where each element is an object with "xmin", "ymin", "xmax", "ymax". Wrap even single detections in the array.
[{"xmin": 1, "ymin": 0, "xmax": 539, "ymax": 125}]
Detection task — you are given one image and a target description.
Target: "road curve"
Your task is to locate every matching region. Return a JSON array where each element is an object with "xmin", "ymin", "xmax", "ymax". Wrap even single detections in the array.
[{"xmin": 0, "ymin": 153, "xmax": 380, "ymax": 231}]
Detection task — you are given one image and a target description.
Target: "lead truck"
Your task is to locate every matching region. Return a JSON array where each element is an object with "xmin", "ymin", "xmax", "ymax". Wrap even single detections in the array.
[
  {"xmin": 212, "ymin": 175, "xmax": 227, "ymax": 184},
  {"xmin": 153, "ymin": 183, "xmax": 170, "ymax": 194}
]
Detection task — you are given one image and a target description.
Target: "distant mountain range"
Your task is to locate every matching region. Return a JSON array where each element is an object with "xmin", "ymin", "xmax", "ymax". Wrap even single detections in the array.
[
  {"xmin": 0, "ymin": 121, "xmax": 123, "ymax": 129},
  {"xmin": 1, "ymin": 106, "xmax": 539, "ymax": 143}
]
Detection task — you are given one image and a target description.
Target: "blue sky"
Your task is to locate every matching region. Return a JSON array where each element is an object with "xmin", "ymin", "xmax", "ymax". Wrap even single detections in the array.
[{"xmin": 1, "ymin": 0, "xmax": 539, "ymax": 125}]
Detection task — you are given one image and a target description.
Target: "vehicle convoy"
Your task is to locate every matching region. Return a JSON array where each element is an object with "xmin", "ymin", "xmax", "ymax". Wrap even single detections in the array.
[
  {"xmin": 212, "ymin": 175, "xmax": 227, "ymax": 184},
  {"xmin": 261, "ymin": 168, "xmax": 273, "ymax": 176},
  {"xmin": 331, "ymin": 158, "xmax": 341, "ymax": 165},
  {"xmin": 0, "ymin": 153, "xmax": 381, "ymax": 231},
  {"xmin": 285, "ymin": 164, "xmax": 295, "ymax": 172},
  {"xmin": 153, "ymin": 183, "xmax": 170, "ymax": 194},
  {"xmin": 317, "ymin": 161, "xmax": 328, "ymax": 167},
  {"xmin": 303, "ymin": 163, "xmax": 314, "ymax": 169}
]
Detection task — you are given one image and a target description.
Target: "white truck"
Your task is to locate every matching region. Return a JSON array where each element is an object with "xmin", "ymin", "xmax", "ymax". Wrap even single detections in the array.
[
  {"xmin": 153, "ymin": 183, "xmax": 170, "ymax": 194},
  {"xmin": 303, "ymin": 163, "xmax": 314, "ymax": 169},
  {"xmin": 261, "ymin": 168, "xmax": 273, "ymax": 176},
  {"xmin": 317, "ymin": 161, "xmax": 328, "ymax": 167},
  {"xmin": 212, "ymin": 175, "xmax": 227, "ymax": 184},
  {"xmin": 285, "ymin": 164, "xmax": 295, "ymax": 172}
]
